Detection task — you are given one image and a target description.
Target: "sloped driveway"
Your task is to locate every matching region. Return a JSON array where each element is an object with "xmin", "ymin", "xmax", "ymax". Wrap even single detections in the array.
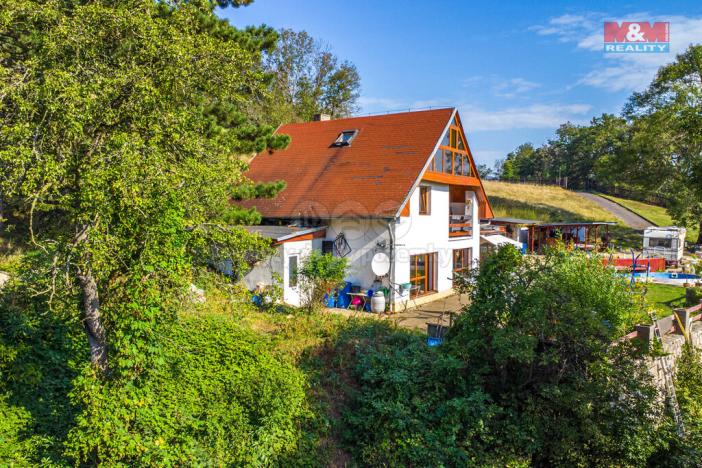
[{"xmin": 578, "ymin": 192, "xmax": 652, "ymax": 229}]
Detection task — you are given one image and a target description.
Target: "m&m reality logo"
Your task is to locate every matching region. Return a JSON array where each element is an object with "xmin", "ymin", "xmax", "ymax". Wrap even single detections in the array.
[{"xmin": 603, "ymin": 21, "xmax": 670, "ymax": 53}]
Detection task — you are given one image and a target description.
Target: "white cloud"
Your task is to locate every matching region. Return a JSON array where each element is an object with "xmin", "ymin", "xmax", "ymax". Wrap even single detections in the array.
[
  {"xmin": 492, "ymin": 78, "xmax": 541, "ymax": 98},
  {"xmin": 458, "ymin": 103, "xmax": 592, "ymax": 131},
  {"xmin": 463, "ymin": 75, "xmax": 541, "ymax": 99},
  {"xmin": 532, "ymin": 13, "xmax": 702, "ymax": 92}
]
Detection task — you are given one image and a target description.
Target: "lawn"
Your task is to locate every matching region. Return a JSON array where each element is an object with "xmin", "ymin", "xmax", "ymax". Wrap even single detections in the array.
[
  {"xmin": 600, "ymin": 194, "xmax": 699, "ymax": 243},
  {"xmin": 482, "ymin": 181, "xmax": 639, "ymax": 249},
  {"xmin": 642, "ymin": 282, "xmax": 686, "ymax": 315}
]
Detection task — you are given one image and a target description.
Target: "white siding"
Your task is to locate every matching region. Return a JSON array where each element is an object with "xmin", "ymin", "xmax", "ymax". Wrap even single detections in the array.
[
  {"xmin": 241, "ymin": 184, "xmax": 481, "ymax": 309},
  {"xmin": 326, "ymin": 219, "xmax": 391, "ymax": 288},
  {"xmin": 392, "ymin": 183, "xmax": 480, "ymax": 305}
]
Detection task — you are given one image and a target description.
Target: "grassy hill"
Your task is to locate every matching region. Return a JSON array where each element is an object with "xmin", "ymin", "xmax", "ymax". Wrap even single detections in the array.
[
  {"xmin": 483, "ymin": 181, "xmax": 618, "ymax": 223},
  {"xmin": 482, "ymin": 181, "xmax": 642, "ymax": 248},
  {"xmin": 600, "ymin": 194, "xmax": 699, "ymax": 243}
]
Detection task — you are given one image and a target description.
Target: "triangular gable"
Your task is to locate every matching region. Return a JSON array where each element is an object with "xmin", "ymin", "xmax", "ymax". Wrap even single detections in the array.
[{"xmin": 398, "ymin": 109, "xmax": 493, "ymax": 218}]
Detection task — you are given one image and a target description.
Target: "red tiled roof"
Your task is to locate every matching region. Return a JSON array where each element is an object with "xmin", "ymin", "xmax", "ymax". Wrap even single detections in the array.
[{"xmin": 240, "ymin": 108, "xmax": 453, "ymax": 218}]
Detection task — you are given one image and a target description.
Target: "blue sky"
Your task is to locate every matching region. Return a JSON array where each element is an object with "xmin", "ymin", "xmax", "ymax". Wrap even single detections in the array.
[{"xmin": 220, "ymin": 1, "xmax": 702, "ymax": 168}]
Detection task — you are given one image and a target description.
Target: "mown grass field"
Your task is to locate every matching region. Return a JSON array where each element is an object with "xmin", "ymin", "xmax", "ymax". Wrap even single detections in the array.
[
  {"xmin": 600, "ymin": 193, "xmax": 699, "ymax": 243},
  {"xmin": 643, "ymin": 282, "xmax": 686, "ymax": 314},
  {"xmin": 482, "ymin": 181, "xmax": 640, "ymax": 248}
]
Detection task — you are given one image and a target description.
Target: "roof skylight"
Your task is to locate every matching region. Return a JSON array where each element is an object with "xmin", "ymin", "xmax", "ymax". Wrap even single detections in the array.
[{"xmin": 332, "ymin": 130, "xmax": 358, "ymax": 147}]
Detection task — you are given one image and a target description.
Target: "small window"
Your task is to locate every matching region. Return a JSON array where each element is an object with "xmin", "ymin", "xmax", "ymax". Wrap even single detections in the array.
[
  {"xmin": 432, "ymin": 148, "xmax": 443, "ymax": 172},
  {"xmin": 419, "ymin": 186, "xmax": 431, "ymax": 215},
  {"xmin": 332, "ymin": 130, "xmax": 358, "ymax": 146},
  {"xmin": 453, "ymin": 248, "xmax": 473, "ymax": 274},
  {"xmin": 461, "ymin": 154, "xmax": 471, "ymax": 176},
  {"xmin": 443, "ymin": 150, "xmax": 453, "ymax": 174},
  {"xmin": 288, "ymin": 255, "xmax": 298, "ymax": 288},
  {"xmin": 453, "ymin": 153, "xmax": 462, "ymax": 175},
  {"xmin": 457, "ymin": 133, "xmax": 466, "ymax": 150},
  {"xmin": 649, "ymin": 238, "xmax": 672, "ymax": 248}
]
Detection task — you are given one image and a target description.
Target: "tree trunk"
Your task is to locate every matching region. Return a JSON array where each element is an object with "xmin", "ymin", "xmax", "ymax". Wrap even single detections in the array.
[
  {"xmin": 697, "ymin": 220, "xmax": 702, "ymax": 245},
  {"xmin": 77, "ymin": 270, "xmax": 108, "ymax": 371}
]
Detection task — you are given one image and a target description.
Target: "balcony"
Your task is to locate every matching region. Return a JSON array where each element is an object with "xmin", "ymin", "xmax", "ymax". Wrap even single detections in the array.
[{"xmin": 449, "ymin": 215, "xmax": 472, "ymax": 238}]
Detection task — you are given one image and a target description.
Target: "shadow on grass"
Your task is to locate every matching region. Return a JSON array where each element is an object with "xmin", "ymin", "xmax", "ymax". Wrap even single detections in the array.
[{"xmin": 0, "ymin": 284, "xmax": 85, "ymax": 464}]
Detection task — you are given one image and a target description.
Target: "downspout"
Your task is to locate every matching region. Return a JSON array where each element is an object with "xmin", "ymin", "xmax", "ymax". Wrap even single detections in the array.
[{"xmin": 387, "ymin": 218, "xmax": 396, "ymax": 313}]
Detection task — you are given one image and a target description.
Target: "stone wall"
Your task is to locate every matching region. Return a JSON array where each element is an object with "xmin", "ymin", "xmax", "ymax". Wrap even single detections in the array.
[{"xmin": 645, "ymin": 316, "xmax": 702, "ymax": 391}]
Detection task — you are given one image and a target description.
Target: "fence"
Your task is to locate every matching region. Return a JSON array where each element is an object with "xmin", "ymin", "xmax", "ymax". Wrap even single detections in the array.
[{"xmin": 602, "ymin": 257, "xmax": 667, "ymax": 272}]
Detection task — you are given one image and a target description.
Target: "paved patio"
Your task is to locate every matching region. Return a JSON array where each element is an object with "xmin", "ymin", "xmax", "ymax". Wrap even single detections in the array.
[{"xmin": 327, "ymin": 292, "xmax": 469, "ymax": 331}]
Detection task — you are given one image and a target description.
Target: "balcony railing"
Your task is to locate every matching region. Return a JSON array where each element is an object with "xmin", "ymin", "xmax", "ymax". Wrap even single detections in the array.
[{"xmin": 449, "ymin": 215, "xmax": 472, "ymax": 238}]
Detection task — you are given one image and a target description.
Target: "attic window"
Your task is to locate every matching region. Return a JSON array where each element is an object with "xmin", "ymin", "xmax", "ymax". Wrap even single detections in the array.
[{"xmin": 332, "ymin": 130, "xmax": 358, "ymax": 147}]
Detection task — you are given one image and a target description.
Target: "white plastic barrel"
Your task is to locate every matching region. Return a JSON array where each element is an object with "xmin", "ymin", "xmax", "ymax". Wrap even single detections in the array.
[{"xmin": 371, "ymin": 290, "xmax": 386, "ymax": 313}]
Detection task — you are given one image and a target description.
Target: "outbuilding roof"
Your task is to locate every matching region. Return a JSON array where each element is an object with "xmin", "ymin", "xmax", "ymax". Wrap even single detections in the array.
[
  {"xmin": 242, "ymin": 225, "xmax": 326, "ymax": 243},
  {"xmin": 239, "ymin": 108, "xmax": 491, "ymax": 219}
]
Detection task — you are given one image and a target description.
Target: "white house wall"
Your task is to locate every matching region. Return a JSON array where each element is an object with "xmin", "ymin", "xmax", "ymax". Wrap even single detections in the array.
[
  {"xmin": 281, "ymin": 239, "xmax": 319, "ymax": 306},
  {"xmin": 243, "ymin": 245, "xmax": 284, "ymax": 290},
  {"xmin": 326, "ymin": 218, "xmax": 391, "ymax": 289},
  {"xmin": 392, "ymin": 182, "xmax": 480, "ymax": 303},
  {"xmin": 242, "ymin": 185, "xmax": 481, "ymax": 308}
]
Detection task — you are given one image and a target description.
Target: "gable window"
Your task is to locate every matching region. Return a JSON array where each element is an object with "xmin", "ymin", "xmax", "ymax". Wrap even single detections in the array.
[
  {"xmin": 332, "ymin": 129, "xmax": 358, "ymax": 146},
  {"xmin": 288, "ymin": 255, "xmax": 298, "ymax": 288},
  {"xmin": 429, "ymin": 118, "xmax": 473, "ymax": 177},
  {"xmin": 419, "ymin": 186, "xmax": 431, "ymax": 215}
]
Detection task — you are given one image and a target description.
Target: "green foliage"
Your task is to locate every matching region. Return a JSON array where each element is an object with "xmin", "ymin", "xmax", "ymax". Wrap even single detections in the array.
[
  {"xmin": 339, "ymin": 324, "xmax": 500, "ymax": 467},
  {"xmin": 667, "ymin": 344, "xmax": 702, "ymax": 465},
  {"xmin": 64, "ymin": 314, "xmax": 308, "ymax": 465},
  {"xmin": 256, "ymin": 29, "xmax": 361, "ymax": 124},
  {"xmin": 448, "ymin": 246, "xmax": 664, "ymax": 465},
  {"xmin": 686, "ymin": 286, "xmax": 702, "ymax": 307},
  {"xmin": 0, "ymin": 0, "xmax": 287, "ymax": 372},
  {"xmin": 0, "ymin": 279, "xmax": 86, "ymax": 464},
  {"xmin": 0, "ymin": 282, "xmax": 310, "ymax": 466},
  {"xmin": 621, "ymin": 45, "xmax": 702, "ymax": 242},
  {"xmin": 298, "ymin": 251, "xmax": 348, "ymax": 312}
]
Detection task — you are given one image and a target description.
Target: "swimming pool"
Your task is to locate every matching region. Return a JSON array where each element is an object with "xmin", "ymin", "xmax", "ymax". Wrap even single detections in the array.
[{"xmin": 624, "ymin": 271, "xmax": 701, "ymax": 285}]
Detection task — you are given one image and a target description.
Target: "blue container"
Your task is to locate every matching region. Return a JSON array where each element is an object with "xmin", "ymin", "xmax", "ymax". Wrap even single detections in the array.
[
  {"xmin": 323, "ymin": 292, "xmax": 336, "ymax": 308},
  {"xmin": 336, "ymin": 282, "xmax": 352, "ymax": 309},
  {"xmin": 427, "ymin": 337, "xmax": 443, "ymax": 347},
  {"xmin": 364, "ymin": 289, "xmax": 374, "ymax": 311}
]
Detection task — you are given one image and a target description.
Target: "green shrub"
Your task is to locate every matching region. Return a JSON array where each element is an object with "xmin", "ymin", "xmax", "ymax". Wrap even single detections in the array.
[
  {"xmin": 659, "ymin": 343, "xmax": 702, "ymax": 466},
  {"xmin": 685, "ymin": 286, "xmax": 702, "ymax": 307},
  {"xmin": 0, "ymin": 281, "xmax": 85, "ymax": 465},
  {"xmin": 64, "ymin": 314, "xmax": 309, "ymax": 465},
  {"xmin": 339, "ymin": 247, "xmax": 668, "ymax": 466},
  {"xmin": 448, "ymin": 245, "xmax": 665, "ymax": 466},
  {"xmin": 338, "ymin": 323, "xmax": 501, "ymax": 466},
  {"xmin": 298, "ymin": 252, "xmax": 348, "ymax": 312}
]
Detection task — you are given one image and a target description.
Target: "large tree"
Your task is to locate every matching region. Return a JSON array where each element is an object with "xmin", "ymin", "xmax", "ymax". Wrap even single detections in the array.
[
  {"xmin": 0, "ymin": 0, "xmax": 288, "ymax": 372},
  {"xmin": 622, "ymin": 45, "xmax": 702, "ymax": 242},
  {"xmin": 255, "ymin": 28, "xmax": 361, "ymax": 124}
]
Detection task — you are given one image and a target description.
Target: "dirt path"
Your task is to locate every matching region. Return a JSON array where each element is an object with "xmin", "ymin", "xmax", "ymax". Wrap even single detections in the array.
[{"xmin": 578, "ymin": 192, "xmax": 652, "ymax": 229}]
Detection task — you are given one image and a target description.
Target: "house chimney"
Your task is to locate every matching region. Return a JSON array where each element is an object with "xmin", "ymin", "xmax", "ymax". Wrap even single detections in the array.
[{"xmin": 312, "ymin": 113, "xmax": 331, "ymax": 121}]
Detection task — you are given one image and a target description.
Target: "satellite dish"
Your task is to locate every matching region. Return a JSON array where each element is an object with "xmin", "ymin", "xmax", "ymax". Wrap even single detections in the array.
[{"xmin": 371, "ymin": 252, "xmax": 391, "ymax": 276}]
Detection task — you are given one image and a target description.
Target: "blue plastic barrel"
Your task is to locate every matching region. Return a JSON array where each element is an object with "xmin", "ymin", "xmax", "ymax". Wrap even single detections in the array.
[{"xmin": 336, "ymin": 282, "xmax": 352, "ymax": 309}]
